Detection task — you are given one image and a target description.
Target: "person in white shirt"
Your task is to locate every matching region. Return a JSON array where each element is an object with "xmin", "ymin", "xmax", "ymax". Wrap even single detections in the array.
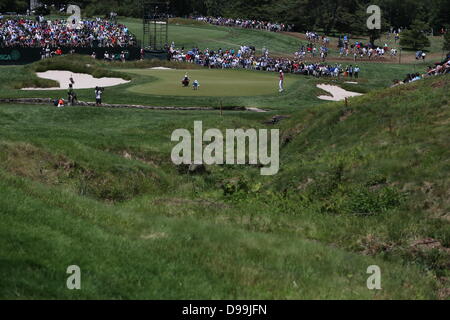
[
  {"xmin": 278, "ymin": 70, "xmax": 285, "ymax": 93},
  {"xmin": 193, "ymin": 80, "xmax": 200, "ymax": 90},
  {"xmin": 354, "ymin": 66, "xmax": 360, "ymax": 78},
  {"xmin": 95, "ymin": 87, "xmax": 103, "ymax": 106}
]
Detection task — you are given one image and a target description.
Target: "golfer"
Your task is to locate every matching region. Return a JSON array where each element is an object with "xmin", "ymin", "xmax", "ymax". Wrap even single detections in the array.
[
  {"xmin": 278, "ymin": 70, "xmax": 285, "ymax": 93},
  {"xmin": 182, "ymin": 74, "xmax": 190, "ymax": 87}
]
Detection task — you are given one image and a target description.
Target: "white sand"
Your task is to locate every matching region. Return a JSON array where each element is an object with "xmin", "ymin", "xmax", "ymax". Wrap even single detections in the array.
[
  {"xmin": 149, "ymin": 67, "xmax": 174, "ymax": 70},
  {"xmin": 22, "ymin": 70, "xmax": 130, "ymax": 90},
  {"xmin": 246, "ymin": 107, "xmax": 267, "ymax": 113},
  {"xmin": 317, "ymin": 84, "xmax": 363, "ymax": 101}
]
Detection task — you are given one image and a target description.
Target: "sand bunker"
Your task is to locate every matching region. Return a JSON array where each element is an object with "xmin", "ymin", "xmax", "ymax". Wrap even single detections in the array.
[
  {"xmin": 22, "ymin": 70, "xmax": 130, "ymax": 90},
  {"xmin": 317, "ymin": 84, "xmax": 363, "ymax": 101},
  {"xmin": 149, "ymin": 67, "xmax": 174, "ymax": 70}
]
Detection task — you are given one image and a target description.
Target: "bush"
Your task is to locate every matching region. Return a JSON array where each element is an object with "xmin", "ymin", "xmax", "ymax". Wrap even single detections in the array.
[
  {"xmin": 34, "ymin": 5, "xmax": 50, "ymax": 16},
  {"xmin": 221, "ymin": 176, "xmax": 250, "ymax": 197},
  {"xmin": 307, "ymin": 164, "xmax": 344, "ymax": 198},
  {"xmin": 443, "ymin": 32, "xmax": 450, "ymax": 51},
  {"xmin": 400, "ymin": 21, "xmax": 431, "ymax": 50},
  {"xmin": 347, "ymin": 186, "xmax": 405, "ymax": 216}
]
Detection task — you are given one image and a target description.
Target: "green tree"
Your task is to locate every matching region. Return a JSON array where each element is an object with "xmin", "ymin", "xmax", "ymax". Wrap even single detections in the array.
[
  {"xmin": 400, "ymin": 20, "xmax": 431, "ymax": 50},
  {"xmin": 0, "ymin": 0, "xmax": 28, "ymax": 12},
  {"xmin": 444, "ymin": 31, "xmax": 450, "ymax": 51}
]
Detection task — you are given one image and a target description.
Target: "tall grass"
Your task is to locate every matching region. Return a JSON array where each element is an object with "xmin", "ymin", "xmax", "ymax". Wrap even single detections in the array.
[{"xmin": 0, "ymin": 56, "xmax": 448, "ymax": 299}]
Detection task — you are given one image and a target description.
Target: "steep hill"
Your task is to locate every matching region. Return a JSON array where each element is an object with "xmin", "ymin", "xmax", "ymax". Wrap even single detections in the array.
[{"xmin": 0, "ymin": 75, "xmax": 448, "ymax": 299}]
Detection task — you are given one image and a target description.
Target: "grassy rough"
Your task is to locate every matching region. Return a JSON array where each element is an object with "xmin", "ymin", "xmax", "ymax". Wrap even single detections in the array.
[{"xmin": 0, "ymin": 73, "xmax": 449, "ymax": 299}]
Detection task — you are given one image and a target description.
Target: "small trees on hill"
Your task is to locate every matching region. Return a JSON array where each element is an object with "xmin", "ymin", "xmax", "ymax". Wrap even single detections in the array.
[{"xmin": 400, "ymin": 20, "xmax": 431, "ymax": 50}]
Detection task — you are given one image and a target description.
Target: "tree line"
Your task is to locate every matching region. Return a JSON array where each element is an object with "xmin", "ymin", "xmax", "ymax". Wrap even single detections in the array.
[{"xmin": 2, "ymin": 0, "xmax": 449, "ymax": 36}]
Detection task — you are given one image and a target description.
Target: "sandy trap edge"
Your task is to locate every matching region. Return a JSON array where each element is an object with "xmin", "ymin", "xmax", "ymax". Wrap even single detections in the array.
[
  {"xmin": 21, "ymin": 70, "xmax": 130, "ymax": 90},
  {"xmin": 316, "ymin": 84, "xmax": 363, "ymax": 101},
  {"xmin": 0, "ymin": 98, "xmax": 268, "ymax": 112}
]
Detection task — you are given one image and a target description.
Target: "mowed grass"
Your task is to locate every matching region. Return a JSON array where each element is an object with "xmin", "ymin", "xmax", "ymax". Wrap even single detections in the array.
[
  {"xmin": 0, "ymin": 75, "xmax": 448, "ymax": 299},
  {"xmin": 0, "ymin": 17, "xmax": 448, "ymax": 300},
  {"xmin": 0, "ymin": 96, "xmax": 445, "ymax": 299},
  {"xmin": 0, "ymin": 56, "xmax": 416, "ymax": 111},
  {"xmin": 124, "ymin": 68, "xmax": 294, "ymax": 97}
]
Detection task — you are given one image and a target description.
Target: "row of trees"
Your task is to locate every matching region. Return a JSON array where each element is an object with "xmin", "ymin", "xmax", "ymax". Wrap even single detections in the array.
[
  {"xmin": 1, "ymin": 0, "xmax": 449, "ymax": 50},
  {"xmin": 2, "ymin": 0, "xmax": 448, "ymax": 33}
]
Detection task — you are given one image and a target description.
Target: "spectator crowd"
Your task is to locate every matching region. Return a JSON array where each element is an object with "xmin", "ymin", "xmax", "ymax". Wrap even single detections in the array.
[
  {"xmin": 169, "ymin": 43, "xmax": 361, "ymax": 79},
  {"xmin": 193, "ymin": 16, "xmax": 293, "ymax": 32},
  {"xmin": 392, "ymin": 53, "xmax": 450, "ymax": 87},
  {"xmin": 0, "ymin": 17, "xmax": 137, "ymax": 48},
  {"xmin": 2, "ymin": 14, "xmax": 448, "ymax": 84},
  {"xmin": 166, "ymin": 27, "xmax": 411, "ymax": 78},
  {"xmin": 170, "ymin": 45, "xmax": 293, "ymax": 71}
]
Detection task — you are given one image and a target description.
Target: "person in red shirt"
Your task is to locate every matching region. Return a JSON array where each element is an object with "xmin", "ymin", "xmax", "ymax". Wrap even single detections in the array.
[{"xmin": 278, "ymin": 70, "xmax": 285, "ymax": 93}]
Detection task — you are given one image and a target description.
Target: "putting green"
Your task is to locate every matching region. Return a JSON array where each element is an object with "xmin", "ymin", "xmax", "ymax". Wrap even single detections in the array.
[{"xmin": 123, "ymin": 69, "xmax": 295, "ymax": 97}]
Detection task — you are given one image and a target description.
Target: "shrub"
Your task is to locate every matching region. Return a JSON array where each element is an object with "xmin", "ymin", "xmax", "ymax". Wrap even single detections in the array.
[
  {"xmin": 347, "ymin": 186, "xmax": 405, "ymax": 216},
  {"xmin": 400, "ymin": 21, "xmax": 431, "ymax": 50},
  {"xmin": 307, "ymin": 164, "xmax": 344, "ymax": 198}
]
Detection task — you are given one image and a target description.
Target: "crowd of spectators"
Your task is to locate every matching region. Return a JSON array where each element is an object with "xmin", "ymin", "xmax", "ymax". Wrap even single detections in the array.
[
  {"xmin": 392, "ymin": 53, "xmax": 450, "ymax": 87},
  {"xmin": 169, "ymin": 43, "xmax": 362, "ymax": 78},
  {"xmin": 0, "ymin": 17, "xmax": 137, "ymax": 48},
  {"xmin": 294, "ymin": 63, "xmax": 360, "ymax": 78},
  {"xmin": 170, "ymin": 45, "xmax": 293, "ymax": 71},
  {"xmin": 293, "ymin": 31, "xmax": 400, "ymax": 63},
  {"xmin": 426, "ymin": 54, "xmax": 450, "ymax": 76},
  {"xmin": 337, "ymin": 35, "xmax": 398, "ymax": 59},
  {"xmin": 192, "ymin": 16, "xmax": 293, "ymax": 32}
]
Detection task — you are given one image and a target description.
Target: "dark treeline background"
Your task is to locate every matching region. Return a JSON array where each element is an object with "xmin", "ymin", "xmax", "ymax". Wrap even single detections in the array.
[{"xmin": 2, "ymin": 0, "xmax": 449, "ymax": 34}]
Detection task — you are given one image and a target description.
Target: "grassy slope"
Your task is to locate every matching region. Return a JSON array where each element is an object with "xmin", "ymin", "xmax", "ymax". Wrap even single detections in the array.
[
  {"xmin": 120, "ymin": 17, "xmax": 301, "ymax": 56},
  {"xmin": 0, "ymin": 17, "xmax": 448, "ymax": 299},
  {"xmin": 120, "ymin": 17, "xmax": 445, "ymax": 61},
  {"xmin": 0, "ymin": 75, "xmax": 449, "ymax": 299}
]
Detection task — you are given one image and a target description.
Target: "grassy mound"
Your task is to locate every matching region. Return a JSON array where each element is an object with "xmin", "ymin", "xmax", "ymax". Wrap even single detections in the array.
[
  {"xmin": 219, "ymin": 76, "xmax": 450, "ymax": 284},
  {"xmin": 0, "ymin": 74, "xmax": 449, "ymax": 299},
  {"xmin": 31, "ymin": 55, "xmax": 132, "ymax": 80}
]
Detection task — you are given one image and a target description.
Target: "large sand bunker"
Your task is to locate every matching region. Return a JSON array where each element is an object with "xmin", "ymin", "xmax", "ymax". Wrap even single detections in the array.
[
  {"xmin": 149, "ymin": 67, "xmax": 175, "ymax": 70},
  {"xmin": 22, "ymin": 70, "xmax": 130, "ymax": 90},
  {"xmin": 317, "ymin": 84, "xmax": 363, "ymax": 101}
]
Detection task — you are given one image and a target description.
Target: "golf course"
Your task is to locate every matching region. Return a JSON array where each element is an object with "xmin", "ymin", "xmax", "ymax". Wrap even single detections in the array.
[
  {"xmin": 124, "ymin": 68, "xmax": 296, "ymax": 97},
  {"xmin": 0, "ymin": 8, "xmax": 449, "ymax": 301}
]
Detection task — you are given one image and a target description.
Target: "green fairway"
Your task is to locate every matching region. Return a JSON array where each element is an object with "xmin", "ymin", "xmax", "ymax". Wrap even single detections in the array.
[{"xmin": 124, "ymin": 68, "xmax": 293, "ymax": 97}]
